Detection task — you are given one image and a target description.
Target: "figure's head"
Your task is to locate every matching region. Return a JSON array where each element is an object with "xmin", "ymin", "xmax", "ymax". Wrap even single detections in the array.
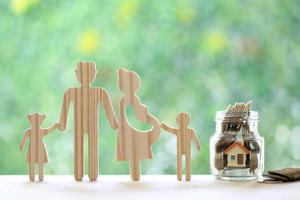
[
  {"xmin": 176, "ymin": 112, "xmax": 191, "ymax": 127},
  {"xmin": 118, "ymin": 68, "xmax": 141, "ymax": 94},
  {"xmin": 27, "ymin": 113, "xmax": 46, "ymax": 126},
  {"xmin": 76, "ymin": 62, "xmax": 97, "ymax": 85}
]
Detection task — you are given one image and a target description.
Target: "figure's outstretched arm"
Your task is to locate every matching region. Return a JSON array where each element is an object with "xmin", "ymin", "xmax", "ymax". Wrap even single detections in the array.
[
  {"xmin": 44, "ymin": 123, "xmax": 58, "ymax": 136},
  {"xmin": 20, "ymin": 129, "xmax": 30, "ymax": 150},
  {"xmin": 100, "ymin": 89, "xmax": 118, "ymax": 129},
  {"xmin": 58, "ymin": 89, "xmax": 72, "ymax": 131},
  {"xmin": 192, "ymin": 129, "xmax": 201, "ymax": 151},
  {"xmin": 161, "ymin": 123, "xmax": 177, "ymax": 135}
]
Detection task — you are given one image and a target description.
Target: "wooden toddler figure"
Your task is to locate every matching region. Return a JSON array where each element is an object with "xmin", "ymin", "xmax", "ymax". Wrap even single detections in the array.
[
  {"xmin": 20, "ymin": 113, "xmax": 58, "ymax": 181},
  {"xmin": 161, "ymin": 112, "xmax": 201, "ymax": 181}
]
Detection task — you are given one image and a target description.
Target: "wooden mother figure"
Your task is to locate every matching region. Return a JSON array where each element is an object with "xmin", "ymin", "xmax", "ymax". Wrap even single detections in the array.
[{"xmin": 116, "ymin": 69, "xmax": 160, "ymax": 181}]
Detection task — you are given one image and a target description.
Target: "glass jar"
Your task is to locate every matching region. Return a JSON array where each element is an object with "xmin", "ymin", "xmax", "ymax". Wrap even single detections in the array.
[{"xmin": 210, "ymin": 111, "xmax": 264, "ymax": 181}]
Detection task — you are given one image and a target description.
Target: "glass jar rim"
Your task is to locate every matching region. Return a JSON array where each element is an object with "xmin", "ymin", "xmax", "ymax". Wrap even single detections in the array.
[{"xmin": 215, "ymin": 110, "xmax": 259, "ymax": 121}]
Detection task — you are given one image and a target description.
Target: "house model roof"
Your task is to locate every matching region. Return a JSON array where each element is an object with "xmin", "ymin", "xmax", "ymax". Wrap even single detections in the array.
[{"xmin": 224, "ymin": 141, "xmax": 250, "ymax": 154}]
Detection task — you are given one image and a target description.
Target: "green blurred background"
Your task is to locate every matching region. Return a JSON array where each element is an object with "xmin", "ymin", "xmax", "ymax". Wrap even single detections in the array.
[{"xmin": 1, "ymin": 0, "xmax": 300, "ymax": 175}]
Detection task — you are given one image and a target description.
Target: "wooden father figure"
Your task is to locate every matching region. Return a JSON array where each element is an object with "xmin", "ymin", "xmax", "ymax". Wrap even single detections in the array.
[{"xmin": 58, "ymin": 62, "xmax": 118, "ymax": 181}]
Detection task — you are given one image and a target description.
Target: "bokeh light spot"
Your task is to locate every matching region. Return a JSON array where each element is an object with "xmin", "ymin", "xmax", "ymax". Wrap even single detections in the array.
[
  {"xmin": 10, "ymin": 0, "xmax": 39, "ymax": 15},
  {"xmin": 115, "ymin": 0, "xmax": 139, "ymax": 26},
  {"xmin": 275, "ymin": 125, "xmax": 290, "ymax": 144},
  {"xmin": 203, "ymin": 30, "xmax": 227, "ymax": 53},
  {"xmin": 76, "ymin": 29, "xmax": 101, "ymax": 55}
]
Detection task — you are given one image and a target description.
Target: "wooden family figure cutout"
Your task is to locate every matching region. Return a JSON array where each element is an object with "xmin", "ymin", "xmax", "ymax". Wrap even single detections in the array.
[
  {"xmin": 161, "ymin": 112, "xmax": 201, "ymax": 181},
  {"xmin": 116, "ymin": 68, "xmax": 160, "ymax": 181},
  {"xmin": 58, "ymin": 62, "xmax": 118, "ymax": 181},
  {"xmin": 19, "ymin": 113, "xmax": 58, "ymax": 181},
  {"xmin": 19, "ymin": 62, "xmax": 202, "ymax": 182}
]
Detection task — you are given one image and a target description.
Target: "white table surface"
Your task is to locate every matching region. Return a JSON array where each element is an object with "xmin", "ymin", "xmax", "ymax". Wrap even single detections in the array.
[{"xmin": 0, "ymin": 175, "xmax": 299, "ymax": 200}]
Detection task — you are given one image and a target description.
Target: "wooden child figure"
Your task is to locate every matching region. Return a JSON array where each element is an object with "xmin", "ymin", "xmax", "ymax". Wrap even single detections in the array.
[
  {"xmin": 161, "ymin": 112, "xmax": 201, "ymax": 181},
  {"xmin": 19, "ymin": 113, "xmax": 58, "ymax": 181}
]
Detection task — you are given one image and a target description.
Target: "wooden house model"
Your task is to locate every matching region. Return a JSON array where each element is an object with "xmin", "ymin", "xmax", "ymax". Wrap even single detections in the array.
[{"xmin": 224, "ymin": 141, "xmax": 250, "ymax": 168}]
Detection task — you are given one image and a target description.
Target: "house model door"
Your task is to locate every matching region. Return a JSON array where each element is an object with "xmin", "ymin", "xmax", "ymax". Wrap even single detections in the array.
[{"xmin": 237, "ymin": 154, "xmax": 243, "ymax": 165}]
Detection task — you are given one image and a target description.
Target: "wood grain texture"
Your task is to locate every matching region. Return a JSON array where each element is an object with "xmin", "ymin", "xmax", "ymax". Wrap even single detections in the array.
[
  {"xmin": 19, "ymin": 113, "xmax": 57, "ymax": 182},
  {"xmin": 116, "ymin": 68, "xmax": 160, "ymax": 181},
  {"xmin": 161, "ymin": 112, "xmax": 201, "ymax": 181},
  {"xmin": 58, "ymin": 62, "xmax": 118, "ymax": 181}
]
